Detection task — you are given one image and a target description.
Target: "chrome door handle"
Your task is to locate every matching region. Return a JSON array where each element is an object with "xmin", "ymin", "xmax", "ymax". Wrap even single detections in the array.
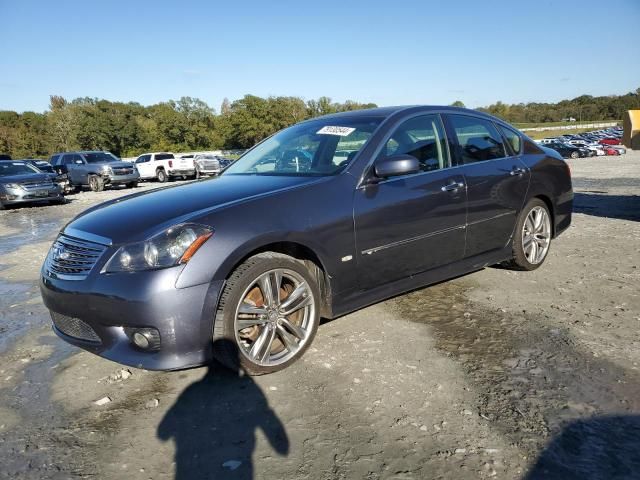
[
  {"xmin": 441, "ymin": 181, "xmax": 464, "ymax": 192},
  {"xmin": 510, "ymin": 167, "xmax": 526, "ymax": 176}
]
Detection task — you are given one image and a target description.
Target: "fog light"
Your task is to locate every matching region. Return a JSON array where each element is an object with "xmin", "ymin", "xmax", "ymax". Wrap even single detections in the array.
[
  {"xmin": 124, "ymin": 327, "xmax": 161, "ymax": 351},
  {"xmin": 133, "ymin": 332, "xmax": 149, "ymax": 349}
]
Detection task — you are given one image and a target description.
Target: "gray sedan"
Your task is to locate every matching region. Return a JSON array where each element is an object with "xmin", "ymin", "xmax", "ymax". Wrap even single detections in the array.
[{"xmin": 0, "ymin": 160, "xmax": 64, "ymax": 209}]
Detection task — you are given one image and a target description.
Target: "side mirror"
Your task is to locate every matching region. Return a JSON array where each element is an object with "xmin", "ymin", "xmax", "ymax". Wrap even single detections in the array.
[{"xmin": 374, "ymin": 154, "xmax": 420, "ymax": 178}]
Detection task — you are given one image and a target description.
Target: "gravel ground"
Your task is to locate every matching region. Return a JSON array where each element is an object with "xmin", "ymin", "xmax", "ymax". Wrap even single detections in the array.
[{"xmin": 0, "ymin": 153, "xmax": 639, "ymax": 479}]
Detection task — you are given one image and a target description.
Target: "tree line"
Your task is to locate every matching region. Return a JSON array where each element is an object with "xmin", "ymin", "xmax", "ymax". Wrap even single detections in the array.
[
  {"xmin": 1, "ymin": 88, "xmax": 638, "ymax": 159},
  {"xmin": 473, "ymin": 87, "xmax": 640, "ymax": 125},
  {"xmin": 0, "ymin": 95, "xmax": 377, "ymax": 159}
]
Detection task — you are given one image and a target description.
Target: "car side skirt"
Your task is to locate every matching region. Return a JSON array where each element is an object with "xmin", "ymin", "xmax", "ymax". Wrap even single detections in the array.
[{"xmin": 329, "ymin": 244, "xmax": 513, "ymax": 320}]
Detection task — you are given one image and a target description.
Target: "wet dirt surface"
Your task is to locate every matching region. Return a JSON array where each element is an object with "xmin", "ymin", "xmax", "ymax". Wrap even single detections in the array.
[{"xmin": 1, "ymin": 154, "xmax": 639, "ymax": 479}]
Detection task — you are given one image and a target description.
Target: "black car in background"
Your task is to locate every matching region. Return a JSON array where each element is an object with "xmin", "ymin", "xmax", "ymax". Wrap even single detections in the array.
[
  {"xmin": 41, "ymin": 106, "xmax": 573, "ymax": 375},
  {"xmin": 20, "ymin": 159, "xmax": 73, "ymax": 194},
  {"xmin": 544, "ymin": 141, "xmax": 585, "ymax": 159},
  {"xmin": 0, "ymin": 160, "xmax": 64, "ymax": 210},
  {"xmin": 23, "ymin": 159, "xmax": 55, "ymax": 173},
  {"xmin": 0, "ymin": 154, "xmax": 11, "ymax": 160}
]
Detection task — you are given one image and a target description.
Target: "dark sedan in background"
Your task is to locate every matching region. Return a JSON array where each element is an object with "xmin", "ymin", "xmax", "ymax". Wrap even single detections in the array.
[
  {"xmin": 0, "ymin": 160, "xmax": 64, "ymax": 209},
  {"xmin": 40, "ymin": 106, "xmax": 572, "ymax": 375}
]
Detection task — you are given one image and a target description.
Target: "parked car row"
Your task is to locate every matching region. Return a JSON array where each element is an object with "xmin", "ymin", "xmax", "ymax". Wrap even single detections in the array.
[
  {"xmin": 133, "ymin": 152, "xmax": 234, "ymax": 181},
  {"xmin": 536, "ymin": 126, "xmax": 625, "ymax": 159},
  {"xmin": 0, "ymin": 150, "xmax": 236, "ymax": 210}
]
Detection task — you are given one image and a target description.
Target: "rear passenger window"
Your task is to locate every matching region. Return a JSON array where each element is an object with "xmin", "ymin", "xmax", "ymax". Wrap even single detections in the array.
[
  {"xmin": 449, "ymin": 115, "xmax": 507, "ymax": 163},
  {"xmin": 497, "ymin": 124, "xmax": 522, "ymax": 155},
  {"xmin": 382, "ymin": 114, "xmax": 449, "ymax": 172}
]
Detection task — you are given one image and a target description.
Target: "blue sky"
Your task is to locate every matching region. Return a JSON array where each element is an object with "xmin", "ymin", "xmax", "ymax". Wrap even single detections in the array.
[{"xmin": 1, "ymin": 0, "xmax": 639, "ymax": 113}]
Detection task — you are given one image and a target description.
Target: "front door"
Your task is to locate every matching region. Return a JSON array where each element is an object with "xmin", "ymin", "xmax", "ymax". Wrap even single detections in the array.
[
  {"xmin": 354, "ymin": 114, "xmax": 467, "ymax": 290},
  {"xmin": 445, "ymin": 114, "xmax": 530, "ymax": 257}
]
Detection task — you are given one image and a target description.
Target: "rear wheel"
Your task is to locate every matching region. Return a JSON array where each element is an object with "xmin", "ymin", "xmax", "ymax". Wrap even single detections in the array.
[
  {"xmin": 88, "ymin": 175, "xmax": 104, "ymax": 192},
  {"xmin": 213, "ymin": 252, "xmax": 320, "ymax": 375},
  {"xmin": 503, "ymin": 198, "xmax": 552, "ymax": 271},
  {"xmin": 156, "ymin": 169, "xmax": 167, "ymax": 183}
]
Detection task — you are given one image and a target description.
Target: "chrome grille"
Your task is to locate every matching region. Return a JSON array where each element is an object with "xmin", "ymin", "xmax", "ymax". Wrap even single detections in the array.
[
  {"xmin": 51, "ymin": 312, "xmax": 101, "ymax": 343},
  {"xmin": 112, "ymin": 167, "xmax": 134, "ymax": 175},
  {"xmin": 45, "ymin": 234, "xmax": 107, "ymax": 280},
  {"xmin": 21, "ymin": 180, "xmax": 54, "ymax": 190}
]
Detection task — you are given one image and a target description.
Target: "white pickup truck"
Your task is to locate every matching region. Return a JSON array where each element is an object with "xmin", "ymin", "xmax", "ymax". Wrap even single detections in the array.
[{"xmin": 133, "ymin": 152, "xmax": 195, "ymax": 182}]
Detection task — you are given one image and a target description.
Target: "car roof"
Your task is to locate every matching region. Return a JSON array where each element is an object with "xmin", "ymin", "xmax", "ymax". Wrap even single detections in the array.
[
  {"xmin": 309, "ymin": 105, "xmax": 509, "ymax": 125},
  {"xmin": 52, "ymin": 150, "xmax": 111, "ymax": 155}
]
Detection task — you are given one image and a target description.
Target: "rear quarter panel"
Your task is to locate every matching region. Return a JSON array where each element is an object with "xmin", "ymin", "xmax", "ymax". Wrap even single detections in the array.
[{"xmin": 520, "ymin": 149, "xmax": 573, "ymax": 237}]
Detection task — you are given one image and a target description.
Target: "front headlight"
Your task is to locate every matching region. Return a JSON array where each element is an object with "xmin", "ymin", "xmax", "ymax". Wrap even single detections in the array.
[
  {"xmin": 4, "ymin": 183, "xmax": 22, "ymax": 190},
  {"xmin": 103, "ymin": 224, "xmax": 213, "ymax": 273},
  {"xmin": 102, "ymin": 165, "xmax": 113, "ymax": 175}
]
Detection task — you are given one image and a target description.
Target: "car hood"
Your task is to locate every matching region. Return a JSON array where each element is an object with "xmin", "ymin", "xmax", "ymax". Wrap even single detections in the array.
[
  {"xmin": 65, "ymin": 174, "xmax": 325, "ymax": 244},
  {"xmin": 0, "ymin": 172, "xmax": 56, "ymax": 184}
]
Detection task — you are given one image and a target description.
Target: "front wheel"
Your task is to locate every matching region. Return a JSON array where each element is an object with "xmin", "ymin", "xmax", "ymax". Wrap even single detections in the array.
[
  {"xmin": 570, "ymin": 151, "xmax": 579, "ymax": 159},
  {"xmin": 503, "ymin": 198, "xmax": 552, "ymax": 271},
  {"xmin": 213, "ymin": 252, "xmax": 320, "ymax": 375},
  {"xmin": 88, "ymin": 175, "xmax": 104, "ymax": 192}
]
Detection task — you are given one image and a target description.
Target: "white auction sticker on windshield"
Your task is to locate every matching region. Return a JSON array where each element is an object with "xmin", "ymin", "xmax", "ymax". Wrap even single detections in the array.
[{"xmin": 316, "ymin": 126, "xmax": 356, "ymax": 136}]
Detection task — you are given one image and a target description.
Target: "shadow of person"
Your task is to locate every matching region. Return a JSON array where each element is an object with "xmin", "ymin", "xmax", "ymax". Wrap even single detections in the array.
[
  {"xmin": 158, "ymin": 339, "xmax": 289, "ymax": 480},
  {"xmin": 526, "ymin": 415, "xmax": 640, "ymax": 479}
]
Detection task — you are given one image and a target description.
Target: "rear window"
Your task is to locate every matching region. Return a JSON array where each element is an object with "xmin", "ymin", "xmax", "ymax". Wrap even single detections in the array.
[
  {"xmin": 448, "ymin": 115, "xmax": 506, "ymax": 163},
  {"xmin": 497, "ymin": 125, "xmax": 522, "ymax": 155},
  {"xmin": 155, "ymin": 153, "xmax": 175, "ymax": 160}
]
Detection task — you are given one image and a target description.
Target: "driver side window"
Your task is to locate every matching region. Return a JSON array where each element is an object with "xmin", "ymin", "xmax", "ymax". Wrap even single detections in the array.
[{"xmin": 383, "ymin": 114, "xmax": 450, "ymax": 172}]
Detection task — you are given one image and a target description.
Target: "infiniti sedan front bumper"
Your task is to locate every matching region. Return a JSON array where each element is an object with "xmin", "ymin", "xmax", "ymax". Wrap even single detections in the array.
[{"xmin": 40, "ymin": 254, "xmax": 224, "ymax": 371}]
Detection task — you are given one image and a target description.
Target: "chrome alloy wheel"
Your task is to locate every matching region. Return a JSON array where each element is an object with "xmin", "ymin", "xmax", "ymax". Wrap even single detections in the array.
[
  {"xmin": 522, "ymin": 206, "xmax": 551, "ymax": 265},
  {"xmin": 234, "ymin": 268, "xmax": 316, "ymax": 367}
]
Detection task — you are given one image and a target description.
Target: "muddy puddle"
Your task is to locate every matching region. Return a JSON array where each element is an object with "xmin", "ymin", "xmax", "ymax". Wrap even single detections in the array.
[
  {"xmin": 392, "ymin": 280, "xmax": 640, "ymax": 478},
  {"xmin": 0, "ymin": 211, "xmax": 60, "ymax": 257}
]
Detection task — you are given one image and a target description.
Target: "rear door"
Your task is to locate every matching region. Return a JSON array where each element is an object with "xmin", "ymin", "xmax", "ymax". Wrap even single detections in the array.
[
  {"xmin": 353, "ymin": 113, "xmax": 467, "ymax": 290},
  {"xmin": 444, "ymin": 114, "xmax": 530, "ymax": 258}
]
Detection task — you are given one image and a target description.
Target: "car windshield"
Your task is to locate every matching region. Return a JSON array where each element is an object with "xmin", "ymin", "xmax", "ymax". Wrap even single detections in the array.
[
  {"xmin": 83, "ymin": 152, "xmax": 120, "ymax": 163},
  {"xmin": 224, "ymin": 117, "xmax": 383, "ymax": 176},
  {"xmin": 0, "ymin": 162, "xmax": 40, "ymax": 176}
]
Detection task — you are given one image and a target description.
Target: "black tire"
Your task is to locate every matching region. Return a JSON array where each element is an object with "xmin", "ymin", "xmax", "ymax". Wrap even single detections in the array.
[
  {"xmin": 88, "ymin": 175, "xmax": 104, "ymax": 192},
  {"xmin": 126, "ymin": 182, "xmax": 138, "ymax": 188},
  {"xmin": 570, "ymin": 151, "xmax": 579, "ymax": 159},
  {"xmin": 156, "ymin": 169, "xmax": 167, "ymax": 183},
  {"xmin": 502, "ymin": 198, "xmax": 552, "ymax": 271},
  {"xmin": 213, "ymin": 252, "xmax": 321, "ymax": 375}
]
